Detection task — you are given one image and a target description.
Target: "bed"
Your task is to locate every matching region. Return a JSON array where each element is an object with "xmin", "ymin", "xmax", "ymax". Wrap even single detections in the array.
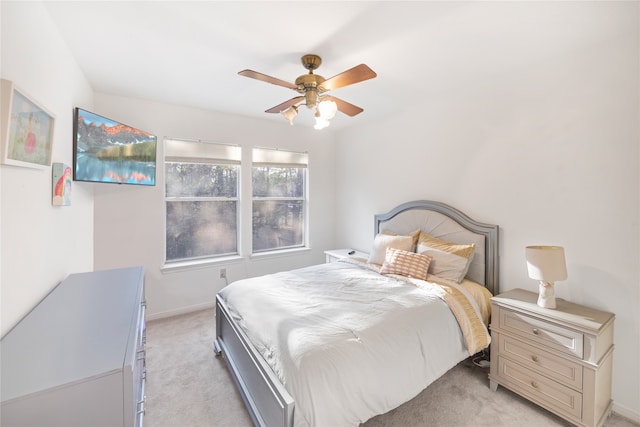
[{"xmin": 214, "ymin": 200, "xmax": 499, "ymax": 427}]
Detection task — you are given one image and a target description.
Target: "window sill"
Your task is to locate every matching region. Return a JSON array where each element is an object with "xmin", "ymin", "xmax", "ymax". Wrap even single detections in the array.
[
  {"xmin": 161, "ymin": 247, "xmax": 312, "ymax": 273},
  {"xmin": 161, "ymin": 255, "xmax": 244, "ymax": 274},
  {"xmin": 250, "ymin": 247, "xmax": 311, "ymax": 260}
]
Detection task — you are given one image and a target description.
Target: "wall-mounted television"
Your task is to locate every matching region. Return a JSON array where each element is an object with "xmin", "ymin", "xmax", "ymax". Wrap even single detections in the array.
[{"xmin": 73, "ymin": 108, "xmax": 157, "ymax": 186}]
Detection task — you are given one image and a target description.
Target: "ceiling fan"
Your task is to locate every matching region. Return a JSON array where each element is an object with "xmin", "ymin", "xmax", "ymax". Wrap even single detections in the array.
[{"xmin": 238, "ymin": 54, "xmax": 377, "ymax": 129}]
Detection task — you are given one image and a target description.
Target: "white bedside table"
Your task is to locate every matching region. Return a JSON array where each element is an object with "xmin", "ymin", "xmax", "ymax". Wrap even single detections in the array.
[
  {"xmin": 489, "ymin": 288, "xmax": 615, "ymax": 427},
  {"xmin": 324, "ymin": 249, "xmax": 368, "ymax": 263}
]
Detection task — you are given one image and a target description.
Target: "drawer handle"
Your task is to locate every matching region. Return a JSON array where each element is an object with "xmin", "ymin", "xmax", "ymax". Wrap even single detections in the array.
[
  {"xmin": 531, "ymin": 355, "xmax": 539, "ymax": 363},
  {"xmin": 137, "ymin": 396, "xmax": 146, "ymax": 415},
  {"xmin": 531, "ymin": 381, "xmax": 539, "ymax": 389},
  {"xmin": 532, "ymin": 328, "xmax": 539, "ymax": 335}
]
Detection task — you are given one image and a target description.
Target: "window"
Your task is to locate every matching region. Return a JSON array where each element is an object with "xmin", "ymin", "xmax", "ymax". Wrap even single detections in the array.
[
  {"xmin": 252, "ymin": 148, "xmax": 308, "ymax": 253},
  {"xmin": 165, "ymin": 139, "xmax": 241, "ymax": 263}
]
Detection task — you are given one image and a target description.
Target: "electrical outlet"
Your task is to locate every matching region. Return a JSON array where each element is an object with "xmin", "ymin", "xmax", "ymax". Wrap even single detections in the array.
[{"xmin": 219, "ymin": 268, "xmax": 227, "ymax": 279}]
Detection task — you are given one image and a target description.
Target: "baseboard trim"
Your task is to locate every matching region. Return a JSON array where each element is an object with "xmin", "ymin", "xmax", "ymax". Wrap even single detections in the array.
[
  {"xmin": 146, "ymin": 301, "xmax": 215, "ymax": 322},
  {"xmin": 612, "ymin": 403, "xmax": 640, "ymax": 425}
]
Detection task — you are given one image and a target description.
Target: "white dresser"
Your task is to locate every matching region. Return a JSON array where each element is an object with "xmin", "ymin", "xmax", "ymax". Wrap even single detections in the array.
[
  {"xmin": 489, "ymin": 288, "xmax": 614, "ymax": 427},
  {"xmin": 1, "ymin": 266, "xmax": 147, "ymax": 427}
]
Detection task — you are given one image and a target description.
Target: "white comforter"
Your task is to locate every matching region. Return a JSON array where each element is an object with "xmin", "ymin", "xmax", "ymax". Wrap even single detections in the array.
[{"xmin": 218, "ymin": 260, "xmax": 473, "ymax": 427}]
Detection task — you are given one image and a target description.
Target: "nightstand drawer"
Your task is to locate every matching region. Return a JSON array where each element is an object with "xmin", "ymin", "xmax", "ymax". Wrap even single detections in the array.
[
  {"xmin": 496, "ymin": 356, "xmax": 583, "ymax": 420},
  {"xmin": 497, "ymin": 334, "xmax": 583, "ymax": 390},
  {"xmin": 499, "ymin": 308, "xmax": 583, "ymax": 358}
]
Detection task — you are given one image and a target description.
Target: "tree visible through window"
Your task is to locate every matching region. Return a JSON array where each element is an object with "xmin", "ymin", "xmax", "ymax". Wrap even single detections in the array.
[
  {"xmin": 165, "ymin": 139, "xmax": 240, "ymax": 262},
  {"xmin": 252, "ymin": 148, "xmax": 307, "ymax": 252}
]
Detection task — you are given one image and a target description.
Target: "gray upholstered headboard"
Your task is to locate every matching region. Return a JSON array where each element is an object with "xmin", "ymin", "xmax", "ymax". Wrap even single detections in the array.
[{"xmin": 374, "ymin": 200, "xmax": 499, "ymax": 295}]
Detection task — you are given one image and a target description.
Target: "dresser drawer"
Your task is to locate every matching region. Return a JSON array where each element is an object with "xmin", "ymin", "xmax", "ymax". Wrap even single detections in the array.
[
  {"xmin": 498, "ymin": 307, "xmax": 583, "ymax": 358},
  {"xmin": 496, "ymin": 356, "xmax": 582, "ymax": 420},
  {"xmin": 496, "ymin": 334, "xmax": 583, "ymax": 390}
]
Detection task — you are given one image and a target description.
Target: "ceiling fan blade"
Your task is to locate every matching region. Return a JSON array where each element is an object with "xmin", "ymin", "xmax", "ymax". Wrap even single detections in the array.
[
  {"xmin": 265, "ymin": 96, "xmax": 304, "ymax": 113},
  {"xmin": 238, "ymin": 69, "xmax": 299, "ymax": 90},
  {"xmin": 322, "ymin": 96, "xmax": 364, "ymax": 117},
  {"xmin": 319, "ymin": 64, "xmax": 377, "ymax": 92}
]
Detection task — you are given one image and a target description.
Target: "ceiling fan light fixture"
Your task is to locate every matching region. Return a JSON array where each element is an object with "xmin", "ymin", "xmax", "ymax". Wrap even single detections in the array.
[
  {"xmin": 314, "ymin": 113, "xmax": 331, "ymax": 130},
  {"xmin": 317, "ymin": 99, "xmax": 338, "ymax": 120},
  {"xmin": 239, "ymin": 53, "xmax": 377, "ymax": 129},
  {"xmin": 282, "ymin": 105, "xmax": 298, "ymax": 125}
]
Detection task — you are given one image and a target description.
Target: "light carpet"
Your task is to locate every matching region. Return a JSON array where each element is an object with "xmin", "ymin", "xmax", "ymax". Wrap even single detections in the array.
[{"xmin": 145, "ymin": 309, "xmax": 636, "ymax": 427}]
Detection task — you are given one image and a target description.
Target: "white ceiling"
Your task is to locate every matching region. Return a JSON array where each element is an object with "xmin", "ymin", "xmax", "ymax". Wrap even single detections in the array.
[{"xmin": 42, "ymin": 1, "xmax": 613, "ymax": 131}]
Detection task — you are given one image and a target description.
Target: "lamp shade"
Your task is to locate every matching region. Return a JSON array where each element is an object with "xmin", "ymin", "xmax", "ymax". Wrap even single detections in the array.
[
  {"xmin": 526, "ymin": 246, "xmax": 567, "ymax": 282},
  {"xmin": 317, "ymin": 99, "xmax": 338, "ymax": 119},
  {"xmin": 282, "ymin": 106, "xmax": 298, "ymax": 125}
]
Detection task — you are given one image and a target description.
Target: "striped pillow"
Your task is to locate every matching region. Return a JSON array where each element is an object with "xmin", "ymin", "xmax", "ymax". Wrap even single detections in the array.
[
  {"xmin": 417, "ymin": 232, "xmax": 475, "ymax": 282},
  {"xmin": 381, "ymin": 229, "xmax": 421, "ymax": 251},
  {"xmin": 417, "ymin": 232, "xmax": 475, "ymax": 258},
  {"xmin": 380, "ymin": 247, "xmax": 432, "ymax": 280}
]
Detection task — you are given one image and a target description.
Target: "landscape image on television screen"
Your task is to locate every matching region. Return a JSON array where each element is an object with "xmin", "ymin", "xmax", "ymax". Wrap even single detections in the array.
[{"xmin": 74, "ymin": 108, "xmax": 157, "ymax": 186}]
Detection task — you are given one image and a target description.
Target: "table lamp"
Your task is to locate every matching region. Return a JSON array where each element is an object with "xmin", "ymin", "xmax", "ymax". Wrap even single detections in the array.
[{"xmin": 525, "ymin": 246, "xmax": 567, "ymax": 309}]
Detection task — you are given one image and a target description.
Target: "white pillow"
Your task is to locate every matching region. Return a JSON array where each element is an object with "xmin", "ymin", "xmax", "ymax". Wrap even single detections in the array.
[
  {"xmin": 368, "ymin": 234, "xmax": 414, "ymax": 265},
  {"xmin": 417, "ymin": 246, "xmax": 474, "ymax": 283}
]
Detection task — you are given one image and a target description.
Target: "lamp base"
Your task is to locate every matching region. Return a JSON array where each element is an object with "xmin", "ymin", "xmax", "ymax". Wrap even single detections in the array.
[{"xmin": 537, "ymin": 282, "xmax": 556, "ymax": 309}]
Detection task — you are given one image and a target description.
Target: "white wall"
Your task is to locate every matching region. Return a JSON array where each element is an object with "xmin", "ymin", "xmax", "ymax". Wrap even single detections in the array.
[
  {"xmin": 92, "ymin": 93, "xmax": 337, "ymax": 319},
  {"xmin": 0, "ymin": 2, "xmax": 94, "ymax": 336},
  {"xmin": 334, "ymin": 2, "xmax": 639, "ymax": 420}
]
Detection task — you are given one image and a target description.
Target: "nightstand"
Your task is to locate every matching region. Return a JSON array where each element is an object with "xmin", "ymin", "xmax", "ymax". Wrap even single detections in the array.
[
  {"xmin": 489, "ymin": 288, "xmax": 615, "ymax": 427},
  {"xmin": 324, "ymin": 249, "xmax": 368, "ymax": 263}
]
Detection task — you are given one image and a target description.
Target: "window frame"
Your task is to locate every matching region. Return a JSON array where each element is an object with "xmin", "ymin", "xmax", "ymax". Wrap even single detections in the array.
[
  {"xmin": 251, "ymin": 148, "xmax": 309, "ymax": 255},
  {"xmin": 163, "ymin": 138, "xmax": 241, "ymax": 266}
]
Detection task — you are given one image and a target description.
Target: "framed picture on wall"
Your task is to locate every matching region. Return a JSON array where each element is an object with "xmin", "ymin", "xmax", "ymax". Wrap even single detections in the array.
[
  {"xmin": 1, "ymin": 79, "xmax": 55, "ymax": 169},
  {"xmin": 52, "ymin": 162, "xmax": 72, "ymax": 206}
]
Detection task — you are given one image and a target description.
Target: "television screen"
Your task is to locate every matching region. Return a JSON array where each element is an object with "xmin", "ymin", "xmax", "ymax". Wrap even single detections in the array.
[{"xmin": 73, "ymin": 108, "xmax": 157, "ymax": 186}]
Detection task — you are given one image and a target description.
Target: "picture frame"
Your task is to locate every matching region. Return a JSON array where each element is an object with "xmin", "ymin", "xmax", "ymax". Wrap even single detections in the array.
[
  {"xmin": 1, "ymin": 79, "xmax": 55, "ymax": 169},
  {"xmin": 52, "ymin": 162, "xmax": 72, "ymax": 206}
]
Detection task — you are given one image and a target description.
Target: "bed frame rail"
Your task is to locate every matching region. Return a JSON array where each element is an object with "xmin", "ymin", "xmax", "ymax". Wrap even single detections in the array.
[{"xmin": 214, "ymin": 295, "xmax": 294, "ymax": 427}]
